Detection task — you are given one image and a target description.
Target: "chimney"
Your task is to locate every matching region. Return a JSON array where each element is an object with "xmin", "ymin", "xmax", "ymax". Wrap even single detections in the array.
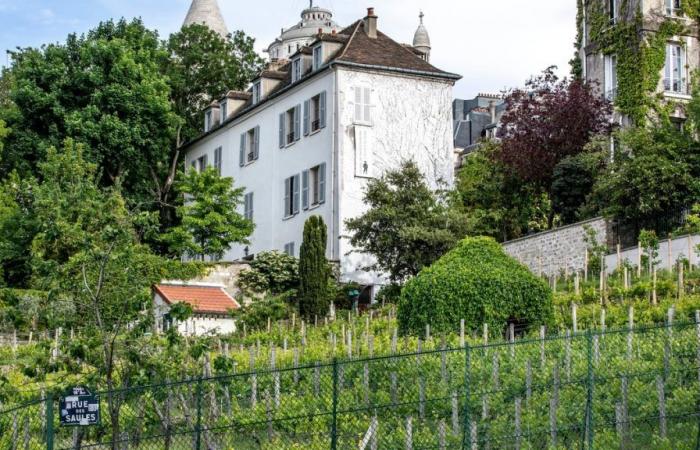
[
  {"xmin": 489, "ymin": 101, "xmax": 497, "ymax": 124},
  {"xmin": 365, "ymin": 7, "xmax": 378, "ymax": 39}
]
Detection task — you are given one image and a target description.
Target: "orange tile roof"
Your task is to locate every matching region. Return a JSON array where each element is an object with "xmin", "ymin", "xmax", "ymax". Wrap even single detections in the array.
[{"xmin": 154, "ymin": 284, "xmax": 240, "ymax": 315}]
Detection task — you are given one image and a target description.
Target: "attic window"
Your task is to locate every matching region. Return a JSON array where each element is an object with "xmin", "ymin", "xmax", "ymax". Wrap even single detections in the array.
[
  {"xmin": 313, "ymin": 45, "xmax": 323, "ymax": 70},
  {"xmin": 252, "ymin": 81, "xmax": 261, "ymax": 104},
  {"xmin": 292, "ymin": 57, "xmax": 302, "ymax": 83},
  {"xmin": 204, "ymin": 110, "xmax": 213, "ymax": 132}
]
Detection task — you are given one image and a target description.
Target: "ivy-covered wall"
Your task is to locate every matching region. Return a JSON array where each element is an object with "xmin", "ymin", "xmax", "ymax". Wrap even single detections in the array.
[{"xmin": 577, "ymin": 0, "xmax": 688, "ymax": 124}]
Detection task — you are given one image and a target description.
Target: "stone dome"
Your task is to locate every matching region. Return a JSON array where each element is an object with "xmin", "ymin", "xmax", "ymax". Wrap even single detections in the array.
[
  {"xmin": 413, "ymin": 11, "xmax": 431, "ymax": 50},
  {"xmin": 266, "ymin": 2, "xmax": 341, "ymax": 60},
  {"xmin": 183, "ymin": 0, "xmax": 229, "ymax": 38}
]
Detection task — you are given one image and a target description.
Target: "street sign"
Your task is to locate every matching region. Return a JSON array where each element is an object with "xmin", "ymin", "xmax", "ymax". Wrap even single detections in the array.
[{"xmin": 59, "ymin": 386, "xmax": 100, "ymax": 426}]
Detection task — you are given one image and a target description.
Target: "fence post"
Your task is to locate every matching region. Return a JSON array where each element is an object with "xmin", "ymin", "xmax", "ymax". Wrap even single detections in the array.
[
  {"xmin": 195, "ymin": 377, "xmax": 203, "ymax": 450},
  {"xmin": 586, "ymin": 329, "xmax": 595, "ymax": 449},
  {"xmin": 331, "ymin": 358, "xmax": 339, "ymax": 450},
  {"xmin": 462, "ymin": 344, "xmax": 472, "ymax": 450},
  {"xmin": 46, "ymin": 393, "xmax": 54, "ymax": 450}
]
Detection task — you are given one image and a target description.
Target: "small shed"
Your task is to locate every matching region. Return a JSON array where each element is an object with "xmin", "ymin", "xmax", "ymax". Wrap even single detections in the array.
[{"xmin": 153, "ymin": 283, "xmax": 240, "ymax": 336}]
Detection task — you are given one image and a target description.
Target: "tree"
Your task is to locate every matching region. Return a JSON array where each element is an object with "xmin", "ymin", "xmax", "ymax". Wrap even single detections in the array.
[
  {"xmin": 163, "ymin": 167, "xmax": 253, "ymax": 260},
  {"xmin": 0, "ymin": 172, "xmax": 38, "ymax": 287},
  {"xmin": 345, "ymin": 161, "xmax": 469, "ymax": 283},
  {"xmin": 238, "ymin": 251, "xmax": 299, "ymax": 295},
  {"xmin": 497, "ymin": 67, "xmax": 610, "ymax": 200},
  {"xmin": 298, "ymin": 216, "xmax": 330, "ymax": 319}
]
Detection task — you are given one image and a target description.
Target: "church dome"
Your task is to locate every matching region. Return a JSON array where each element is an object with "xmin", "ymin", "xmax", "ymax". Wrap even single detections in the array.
[
  {"xmin": 266, "ymin": 2, "xmax": 341, "ymax": 60},
  {"xmin": 413, "ymin": 12, "xmax": 431, "ymax": 50},
  {"xmin": 183, "ymin": 0, "xmax": 229, "ymax": 38}
]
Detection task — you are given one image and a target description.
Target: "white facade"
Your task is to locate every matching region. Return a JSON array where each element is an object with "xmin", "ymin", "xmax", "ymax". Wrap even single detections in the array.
[
  {"xmin": 153, "ymin": 292, "xmax": 237, "ymax": 336},
  {"xmin": 185, "ymin": 64, "xmax": 455, "ymax": 287}
]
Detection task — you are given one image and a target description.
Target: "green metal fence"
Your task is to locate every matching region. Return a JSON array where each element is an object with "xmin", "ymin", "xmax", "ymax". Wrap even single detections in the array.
[{"xmin": 3, "ymin": 320, "xmax": 700, "ymax": 449}]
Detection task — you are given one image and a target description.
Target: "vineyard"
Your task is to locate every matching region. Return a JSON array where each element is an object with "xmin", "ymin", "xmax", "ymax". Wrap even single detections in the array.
[{"xmin": 2, "ymin": 309, "xmax": 700, "ymax": 449}]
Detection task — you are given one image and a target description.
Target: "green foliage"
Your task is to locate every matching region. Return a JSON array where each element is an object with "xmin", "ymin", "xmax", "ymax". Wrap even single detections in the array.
[
  {"xmin": 166, "ymin": 24, "xmax": 263, "ymax": 144},
  {"xmin": 298, "ymin": 216, "xmax": 330, "ymax": 319},
  {"xmin": 238, "ymin": 251, "xmax": 299, "ymax": 295},
  {"xmin": 0, "ymin": 172, "xmax": 38, "ymax": 287},
  {"xmin": 163, "ymin": 167, "xmax": 253, "ymax": 260},
  {"xmin": 398, "ymin": 237, "xmax": 554, "ymax": 335},
  {"xmin": 551, "ymin": 149, "xmax": 605, "ymax": 224},
  {"xmin": 374, "ymin": 283, "xmax": 402, "ymax": 305},
  {"xmin": 346, "ymin": 161, "xmax": 468, "ymax": 283},
  {"xmin": 0, "ymin": 120, "xmax": 8, "ymax": 155},
  {"xmin": 230, "ymin": 294, "xmax": 295, "ymax": 331}
]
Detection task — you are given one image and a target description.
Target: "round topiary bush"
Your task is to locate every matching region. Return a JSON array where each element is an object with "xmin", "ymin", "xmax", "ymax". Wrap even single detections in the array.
[{"xmin": 398, "ymin": 236, "xmax": 554, "ymax": 336}]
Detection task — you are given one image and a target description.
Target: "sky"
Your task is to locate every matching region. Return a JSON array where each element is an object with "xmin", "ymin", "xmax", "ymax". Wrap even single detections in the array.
[{"xmin": 0, "ymin": 0, "xmax": 577, "ymax": 99}]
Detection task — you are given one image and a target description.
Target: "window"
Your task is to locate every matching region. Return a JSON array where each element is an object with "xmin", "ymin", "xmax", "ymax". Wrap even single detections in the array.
[
  {"xmin": 292, "ymin": 57, "xmax": 302, "ymax": 83},
  {"xmin": 279, "ymin": 105, "xmax": 301, "ymax": 147},
  {"xmin": 666, "ymin": 0, "xmax": 682, "ymax": 16},
  {"xmin": 665, "ymin": 43, "xmax": 686, "ymax": 94},
  {"xmin": 609, "ymin": 0, "xmax": 617, "ymax": 23},
  {"xmin": 252, "ymin": 81, "xmax": 261, "ymax": 104},
  {"xmin": 239, "ymin": 126, "xmax": 260, "ymax": 166},
  {"xmin": 354, "ymin": 87, "xmax": 372, "ymax": 123},
  {"xmin": 284, "ymin": 242, "xmax": 295, "ymax": 257},
  {"xmin": 604, "ymin": 55, "xmax": 617, "ymax": 101},
  {"xmin": 214, "ymin": 147, "xmax": 222, "ymax": 175},
  {"xmin": 220, "ymin": 102, "xmax": 228, "ymax": 122},
  {"xmin": 302, "ymin": 163, "xmax": 327, "ymax": 209},
  {"xmin": 284, "ymin": 174, "xmax": 301, "ymax": 217},
  {"xmin": 304, "ymin": 91, "xmax": 327, "ymax": 135},
  {"xmin": 244, "ymin": 192, "xmax": 254, "ymax": 221},
  {"xmin": 313, "ymin": 45, "xmax": 323, "ymax": 70},
  {"xmin": 204, "ymin": 110, "xmax": 213, "ymax": 132},
  {"xmin": 192, "ymin": 154, "xmax": 208, "ymax": 173}
]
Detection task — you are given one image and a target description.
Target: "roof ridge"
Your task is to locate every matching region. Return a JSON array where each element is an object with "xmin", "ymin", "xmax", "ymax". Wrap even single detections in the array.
[{"xmin": 335, "ymin": 20, "xmax": 363, "ymax": 61}]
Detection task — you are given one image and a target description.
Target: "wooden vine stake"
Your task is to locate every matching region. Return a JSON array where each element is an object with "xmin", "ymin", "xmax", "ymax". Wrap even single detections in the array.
[
  {"xmin": 514, "ymin": 398, "xmax": 522, "ymax": 450},
  {"xmin": 637, "ymin": 241, "xmax": 642, "ymax": 277},
  {"xmin": 539, "ymin": 326, "xmax": 546, "ymax": 368},
  {"xmin": 584, "ymin": 248, "xmax": 589, "ymax": 282},
  {"xmin": 451, "ymin": 392, "xmax": 459, "ymax": 436},
  {"xmin": 572, "ymin": 304, "xmax": 578, "ymax": 333},
  {"xmin": 460, "ymin": 319, "xmax": 465, "ymax": 348},
  {"xmin": 405, "ymin": 417, "xmax": 413, "ymax": 450},
  {"xmin": 657, "ymin": 376, "xmax": 666, "ymax": 439},
  {"xmin": 696, "ymin": 310, "xmax": 700, "ymax": 384}
]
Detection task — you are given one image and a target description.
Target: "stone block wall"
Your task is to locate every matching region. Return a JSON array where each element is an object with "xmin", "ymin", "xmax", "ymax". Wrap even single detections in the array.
[{"xmin": 502, "ymin": 218, "xmax": 609, "ymax": 277}]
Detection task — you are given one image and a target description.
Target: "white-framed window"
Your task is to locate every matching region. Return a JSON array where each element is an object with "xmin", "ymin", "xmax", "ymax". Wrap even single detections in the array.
[
  {"xmin": 292, "ymin": 57, "xmax": 302, "ymax": 83},
  {"xmin": 666, "ymin": 0, "xmax": 682, "ymax": 16},
  {"xmin": 304, "ymin": 91, "xmax": 327, "ymax": 135},
  {"xmin": 665, "ymin": 42, "xmax": 686, "ymax": 94},
  {"xmin": 220, "ymin": 102, "xmax": 228, "ymax": 122},
  {"xmin": 279, "ymin": 105, "xmax": 301, "ymax": 147},
  {"xmin": 604, "ymin": 54, "xmax": 618, "ymax": 101},
  {"xmin": 252, "ymin": 81, "xmax": 261, "ymax": 104},
  {"xmin": 284, "ymin": 242, "xmax": 295, "ymax": 257},
  {"xmin": 244, "ymin": 192, "xmax": 254, "ymax": 221},
  {"xmin": 204, "ymin": 110, "xmax": 213, "ymax": 132},
  {"xmin": 609, "ymin": 0, "xmax": 617, "ymax": 24},
  {"xmin": 239, "ymin": 126, "xmax": 260, "ymax": 166},
  {"xmin": 302, "ymin": 163, "xmax": 327, "ymax": 209},
  {"xmin": 214, "ymin": 147, "xmax": 222, "ymax": 175},
  {"xmin": 354, "ymin": 87, "xmax": 372, "ymax": 123},
  {"xmin": 283, "ymin": 174, "xmax": 301, "ymax": 218},
  {"xmin": 313, "ymin": 44, "xmax": 323, "ymax": 70}
]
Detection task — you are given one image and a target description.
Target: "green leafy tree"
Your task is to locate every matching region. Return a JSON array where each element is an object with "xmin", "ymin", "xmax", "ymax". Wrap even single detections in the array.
[
  {"xmin": 164, "ymin": 167, "xmax": 253, "ymax": 261},
  {"xmin": 298, "ymin": 216, "xmax": 330, "ymax": 319},
  {"xmin": 346, "ymin": 161, "xmax": 469, "ymax": 283},
  {"xmin": 0, "ymin": 172, "xmax": 38, "ymax": 287},
  {"xmin": 238, "ymin": 251, "xmax": 299, "ymax": 295}
]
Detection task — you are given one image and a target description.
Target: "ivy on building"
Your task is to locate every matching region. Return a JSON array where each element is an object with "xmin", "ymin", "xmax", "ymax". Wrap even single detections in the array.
[{"xmin": 577, "ymin": 0, "xmax": 686, "ymax": 124}]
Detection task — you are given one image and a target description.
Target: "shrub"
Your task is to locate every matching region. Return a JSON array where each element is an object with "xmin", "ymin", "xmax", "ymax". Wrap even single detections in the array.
[
  {"xmin": 230, "ymin": 294, "xmax": 295, "ymax": 331},
  {"xmin": 398, "ymin": 237, "xmax": 554, "ymax": 335},
  {"xmin": 298, "ymin": 216, "xmax": 330, "ymax": 319},
  {"xmin": 375, "ymin": 284, "xmax": 402, "ymax": 305},
  {"xmin": 238, "ymin": 251, "xmax": 298, "ymax": 295}
]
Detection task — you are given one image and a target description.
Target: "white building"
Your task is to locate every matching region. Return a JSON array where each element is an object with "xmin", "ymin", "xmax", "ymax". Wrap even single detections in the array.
[
  {"xmin": 183, "ymin": 6, "xmax": 461, "ymax": 293},
  {"xmin": 153, "ymin": 283, "xmax": 240, "ymax": 336}
]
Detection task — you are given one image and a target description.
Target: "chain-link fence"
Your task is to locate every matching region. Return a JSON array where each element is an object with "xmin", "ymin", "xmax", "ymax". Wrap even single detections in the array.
[{"xmin": 3, "ymin": 320, "xmax": 700, "ymax": 449}]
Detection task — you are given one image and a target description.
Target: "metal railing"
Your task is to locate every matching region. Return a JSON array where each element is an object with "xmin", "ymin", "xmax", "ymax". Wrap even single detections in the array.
[
  {"xmin": 664, "ymin": 78, "xmax": 690, "ymax": 95},
  {"xmin": 2, "ymin": 320, "xmax": 700, "ymax": 449}
]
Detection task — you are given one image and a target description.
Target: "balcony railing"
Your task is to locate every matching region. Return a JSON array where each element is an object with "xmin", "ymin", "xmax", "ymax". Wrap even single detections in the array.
[
  {"xmin": 312, "ymin": 119, "xmax": 321, "ymax": 132},
  {"xmin": 664, "ymin": 78, "xmax": 689, "ymax": 95},
  {"xmin": 287, "ymin": 132, "xmax": 296, "ymax": 145}
]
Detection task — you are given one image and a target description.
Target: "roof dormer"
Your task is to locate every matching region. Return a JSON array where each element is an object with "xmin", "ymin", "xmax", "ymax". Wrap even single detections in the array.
[
  {"xmin": 220, "ymin": 90, "xmax": 252, "ymax": 119},
  {"xmin": 204, "ymin": 101, "xmax": 221, "ymax": 132},
  {"xmin": 251, "ymin": 69, "xmax": 289, "ymax": 103}
]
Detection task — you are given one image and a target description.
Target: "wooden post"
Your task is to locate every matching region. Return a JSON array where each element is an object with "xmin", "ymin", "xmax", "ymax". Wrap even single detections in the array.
[
  {"xmin": 601, "ymin": 308, "xmax": 606, "ymax": 332},
  {"xmin": 405, "ymin": 417, "xmax": 413, "ymax": 450},
  {"xmin": 483, "ymin": 323, "xmax": 488, "ymax": 346},
  {"xmin": 509, "ymin": 323, "xmax": 515, "ymax": 359},
  {"xmin": 539, "ymin": 326, "xmax": 546, "ymax": 368},
  {"xmin": 627, "ymin": 307, "xmax": 634, "ymax": 360},
  {"xmin": 575, "ymin": 272, "xmax": 580, "ymax": 296},
  {"xmin": 617, "ymin": 243, "xmax": 622, "ymax": 271},
  {"xmin": 637, "ymin": 241, "xmax": 642, "ymax": 277},
  {"xmin": 689, "ymin": 235, "xmax": 694, "ymax": 270},
  {"xmin": 657, "ymin": 376, "xmax": 666, "ymax": 439},
  {"xmin": 514, "ymin": 398, "xmax": 522, "ymax": 450},
  {"xmin": 623, "ymin": 266, "xmax": 629, "ymax": 290},
  {"xmin": 668, "ymin": 237, "xmax": 673, "ymax": 273},
  {"xmin": 572, "ymin": 304, "xmax": 578, "ymax": 333},
  {"xmin": 460, "ymin": 319, "xmax": 465, "ymax": 348},
  {"xmin": 652, "ymin": 269, "xmax": 658, "ymax": 306},
  {"xmin": 679, "ymin": 262, "xmax": 685, "ymax": 299},
  {"xmin": 451, "ymin": 392, "xmax": 459, "ymax": 436},
  {"xmin": 584, "ymin": 248, "xmax": 589, "ymax": 282},
  {"xmin": 438, "ymin": 420, "xmax": 446, "ymax": 450},
  {"xmin": 492, "ymin": 354, "xmax": 500, "ymax": 389}
]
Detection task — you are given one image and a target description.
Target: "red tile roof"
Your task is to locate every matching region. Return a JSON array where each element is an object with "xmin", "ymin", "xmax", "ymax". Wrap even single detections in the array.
[{"xmin": 154, "ymin": 284, "xmax": 240, "ymax": 315}]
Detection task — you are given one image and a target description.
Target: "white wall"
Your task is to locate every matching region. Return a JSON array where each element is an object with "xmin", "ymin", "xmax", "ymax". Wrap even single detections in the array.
[
  {"xmin": 605, "ymin": 234, "xmax": 700, "ymax": 274},
  {"xmin": 186, "ymin": 72, "xmax": 336, "ymax": 261},
  {"xmin": 335, "ymin": 67, "xmax": 455, "ymax": 285}
]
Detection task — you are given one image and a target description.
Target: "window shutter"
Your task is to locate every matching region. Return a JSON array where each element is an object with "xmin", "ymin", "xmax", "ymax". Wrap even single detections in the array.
[
  {"xmin": 239, "ymin": 134, "xmax": 246, "ymax": 166},
  {"xmin": 303, "ymin": 100, "xmax": 310, "ymax": 136},
  {"xmin": 284, "ymin": 177, "xmax": 291, "ymax": 217},
  {"xmin": 319, "ymin": 163, "xmax": 326, "ymax": 204},
  {"xmin": 354, "ymin": 88, "xmax": 362, "ymax": 121},
  {"xmin": 665, "ymin": 44, "xmax": 671, "ymax": 83},
  {"xmin": 279, "ymin": 113, "xmax": 286, "ymax": 148},
  {"xmin": 294, "ymin": 104, "xmax": 301, "ymax": 141},
  {"xmin": 253, "ymin": 126, "xmax": 260, "ymax": 160},
  {"xmin": 202, "ymin": 154, "xmax": 208, "ymax": 168},
  {"xmin": 319, "ymin": 91, "xmax": 327, "ymax": 129},
  {"xmin": 364, "ymin": 88, "xmax": 372, "ymax": 123},
  {"xmin": 293, "ymin": 174, "xmax": 301, "ymax": 214},
  {"xmin": 302, "ymin": 170, "xmax": 310, "ymax": 210}
]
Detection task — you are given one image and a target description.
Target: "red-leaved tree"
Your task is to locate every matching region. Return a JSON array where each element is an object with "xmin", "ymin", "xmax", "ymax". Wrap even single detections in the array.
[{"xmin": 497, "ymin": 67, "xmax": 611, "ymax": 187}]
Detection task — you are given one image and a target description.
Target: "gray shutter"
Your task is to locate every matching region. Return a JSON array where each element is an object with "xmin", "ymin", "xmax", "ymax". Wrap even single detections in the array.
[
  {"xmin": 239, "ymin": 134, "xmax": 245, "ymax": 166},
  {"xmin": 320, "ymin": 91, "xmax": 327, "ymax": 129},
  {"xmin": 279, "ymin": 113, "xmax": 286, "ymax": 148},
  {"xmin": 294, "ymin": 104, "xmax": 301, "ymax": 141},
  {"xmin": 303, "ymin": 100, "xmax": 310, "ymax": 136},
  {"xmin": 302, "ymin": 170, "xmax": 310, "ymax": 210},
  {"xmin": 284, "ymin": 177, "xmax": 291, "ymax": 217},
  {"xmin": 253, "ymin": 126, "xmax": 260, "ymax": 160},
  {"xmin": 293, "ymin": 174, "xmax": 301, "ymax": 214},
  {"xmin": 202, "ymin": 154, "xmax": 208, "ymax": 168},
  {"xmin": 319, "ymin": 163, "xmax": 326, "ymax": 204}
]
